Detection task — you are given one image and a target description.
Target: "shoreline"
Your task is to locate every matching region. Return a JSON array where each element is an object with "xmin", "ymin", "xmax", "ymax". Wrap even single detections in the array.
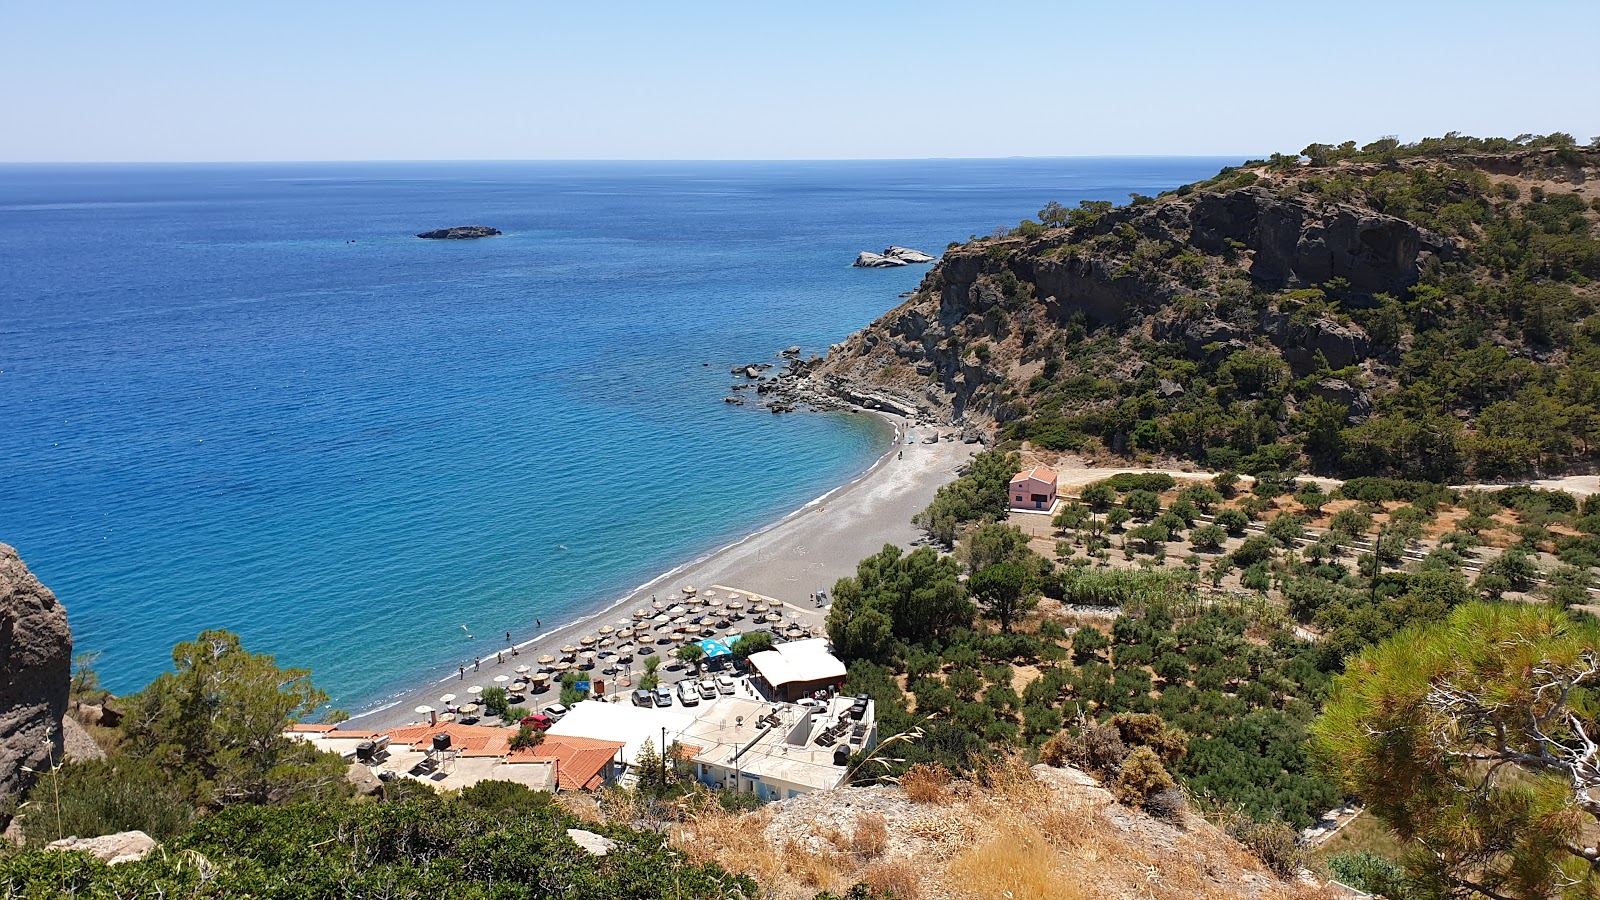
[{"xmin": 349, "ymin": 412, "xmax": 974, "ymax": 731}]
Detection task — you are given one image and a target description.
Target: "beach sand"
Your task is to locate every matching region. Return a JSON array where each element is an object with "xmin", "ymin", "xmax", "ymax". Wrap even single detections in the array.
[{"xmin": 351, "ymin": 421, "xmax": 974, "ymax": 731}]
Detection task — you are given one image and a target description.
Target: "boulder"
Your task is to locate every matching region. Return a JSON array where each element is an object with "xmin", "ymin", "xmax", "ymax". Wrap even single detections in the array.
[
  {"xmin": 61, "ymin": 715, "xmax": 105, "ymax": 763},
  {"xmin": 781, "ymin": 346, "xmax": 802, "ymax": 357},
  {"xmin": 415, "ymin": 226, "xmax": 502, "ymax": 240},
  {"xmin": 1157, "ymin": 378, "xmax": 1186, "ymax": 398},
  {"xmin": 346, "ymin": 763, "xmax": 383, "ymax": 796},
  {"xmin": 883, "ymin": 246, "xmax": 936, "ymax": 264},
  {"xmin": 1, "ymin": 543, "xmax": 71, "ymax": 813},
  {"xmin": 46, "ymin": 831, "xmax": 157, "ymax": 865},
  {"xmin": 853, "ymin": 251, "xmax": 908, "ymax": 268},
  {"xmin": 566, "ymin": 828, "xmax": 618, "ymax": 856}
]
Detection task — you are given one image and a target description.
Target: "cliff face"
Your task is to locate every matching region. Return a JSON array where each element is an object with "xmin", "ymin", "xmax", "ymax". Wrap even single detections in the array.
[
  {"xmin": 778, "ymin": 146, "xmax": 1600, "ymax": 478},
  {"xmin": 0, "ymin": 543, "xmax": 71, "ymax": 812}
]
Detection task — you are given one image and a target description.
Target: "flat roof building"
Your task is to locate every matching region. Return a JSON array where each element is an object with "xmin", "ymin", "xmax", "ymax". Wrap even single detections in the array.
[{"xmin": 745, "ymin": 637, "xmax": 847, "ymax": 702}]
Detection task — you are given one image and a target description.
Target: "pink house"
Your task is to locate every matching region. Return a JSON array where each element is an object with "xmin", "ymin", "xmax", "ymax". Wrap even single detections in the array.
[{"xmin": 1009, "ymin": 466, "xmax": 1058, "ymax": 511}]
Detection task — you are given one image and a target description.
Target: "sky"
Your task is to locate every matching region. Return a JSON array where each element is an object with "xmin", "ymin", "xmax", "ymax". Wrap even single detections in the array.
[{"xmin": 1, "ymin": 1, "xmax": 1595, "ymax": 163}]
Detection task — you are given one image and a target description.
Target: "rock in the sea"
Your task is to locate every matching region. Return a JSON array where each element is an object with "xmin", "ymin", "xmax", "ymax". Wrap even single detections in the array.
[
  {"xmin": 46, "ymin": 831, "xmax": 157, "ymax": 865},
  {"xmin": 1, "ymin": 543, "xmax": 71, "ymax": 813},
  {"xmin": 415, "ymin": 226, "xmax": 502, "ymax": 240},
  {"xmin": 781, "ymin": 345, "xmax": 801, "ymax": 357},
  {"xmin": 853, "ymin": 246, "xmax": 936, "ymax": 267}
]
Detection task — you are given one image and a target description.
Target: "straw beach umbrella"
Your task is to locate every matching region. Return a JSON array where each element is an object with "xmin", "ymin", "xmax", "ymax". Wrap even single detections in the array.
[
  {"xmin": 537, "ymin": 654, "xmax": 555, "ymax": 664},
  {"xmin": 560, "ymin": 645, "xmax": 577, "ymax": 655},
  {"xmin": 515, "ymin": 664, "xmax": 531, "ymax": 674},
  {"xmin": 494, "ymin": 674, "xmax": 510, "ymax": 684},
  {"xmin": 598, "ymin": 625, "xmax": 614, "ymax": 635}
]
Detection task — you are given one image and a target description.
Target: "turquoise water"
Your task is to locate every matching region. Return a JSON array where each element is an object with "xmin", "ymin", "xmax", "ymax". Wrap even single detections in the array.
[{"xmin": 0, "ymin": 157, "xmax": 1234, "ymax": 711}]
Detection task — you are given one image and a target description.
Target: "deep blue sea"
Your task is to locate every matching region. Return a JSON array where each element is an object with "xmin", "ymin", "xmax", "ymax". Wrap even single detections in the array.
[{"xmin": 0, "ymin": 157, "xmax": 1233, "ymax": 712}]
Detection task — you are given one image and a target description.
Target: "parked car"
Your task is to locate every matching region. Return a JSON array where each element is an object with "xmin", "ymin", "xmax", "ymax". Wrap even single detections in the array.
[
  {"xmin": 653, "ymin": 686, "xmax": 674, "ymax": 707},
  {"xmin": 696, "ymin": 679, "xmax": 718, "ymax": 700},
  {"xmin": 676, "ymin": 680, "xmax": 700, "ymax": 706},
  {"xmin": 543, "ymin": 703, "xmax": 570, "ymax": 721},
  {"xmin": 715, "ymin": 674, "xmax": 736, "ymax": 695},
  {"xmin": 631, "ymin": 689, "xmax": 654, "ymax": 707},
  {"xmin": 519, "ymin": 713, "xmax": 554, "ymax": 731}
]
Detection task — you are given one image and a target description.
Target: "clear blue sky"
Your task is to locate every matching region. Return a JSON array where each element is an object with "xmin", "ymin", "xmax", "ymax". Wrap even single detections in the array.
[{"xmin": 2, "ymin": 1, "xmax": 1595, "ymax": 162}]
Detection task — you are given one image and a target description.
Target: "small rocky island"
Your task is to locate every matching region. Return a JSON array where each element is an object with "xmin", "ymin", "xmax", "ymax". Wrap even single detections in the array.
[
  {"xmin": 416, "ymin": 226, "xmax": 502, "ymax": 240},
  {"xmin": 852, "ymin": 246, "xmax": 936, "ymax": 268}
]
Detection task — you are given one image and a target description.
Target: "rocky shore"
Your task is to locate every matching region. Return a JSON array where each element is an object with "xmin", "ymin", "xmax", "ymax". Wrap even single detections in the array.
[{"xmin": 851, "ymin": 246, "xmax": 935, "ymax": 268}]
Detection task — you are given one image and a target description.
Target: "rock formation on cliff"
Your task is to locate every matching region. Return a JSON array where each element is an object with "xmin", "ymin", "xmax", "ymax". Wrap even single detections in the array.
[
  {"xmin": 779, "ymin": 142, "xmax": 1600, "ymax": 480},
  {"xmin": 416, "ymin": 226, "xmax": 502, "ymax": 239},
  {"xmin": 0, "ymin": 543, "xmax": 71, "ymax": 813}
]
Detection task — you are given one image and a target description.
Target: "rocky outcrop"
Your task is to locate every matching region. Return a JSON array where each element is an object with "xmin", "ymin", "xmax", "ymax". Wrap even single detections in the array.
[
  {"xmin": 566, "ymin": 828, "xmax": 618, "ymax": 857},
  {"xmin": 46, "ymin": 831, "xmax": 157, "ymax": 865},
  {"xmin": 852, "ymin": 246, "xmax": 936, "ymax": 268},
  {"xmin": 1, "ymin": 543, "xmax": 71, "ymax": 813},
  {"xmin": 416, "ymin": 226, "xmax": 502, "ymax": 240}
]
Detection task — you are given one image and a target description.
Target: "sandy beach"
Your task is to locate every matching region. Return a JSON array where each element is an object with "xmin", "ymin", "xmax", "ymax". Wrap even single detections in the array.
[{"xmin": 351, "ymin": 419, "xmax": 975, "ymax": 731}]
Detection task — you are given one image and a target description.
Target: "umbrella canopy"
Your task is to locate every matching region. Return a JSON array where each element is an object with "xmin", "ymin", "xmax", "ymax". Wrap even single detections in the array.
[
  {"xmin": 634, "ymin": 609, "xmax": 649, "ymax": 619},
  {"xmin": 682, "ymin": 585, "xmax": 697, "ymax": 594},
  {"xmin": 515, "ymin": 665, "xmax": 531, "ymax": 674},
  {"xmin": 725, "ymin": 628, "xmax": 741, "ymax": 637},
  {"xmin": 751, "ymin": 604, "xmax": 768, "ymax": 613},
  {"xmin": 553, "ymin": 661, "xmax": 572, "ymax": 671},
  {"xmin": 538, "ymin": 654, "xmax": 556, "ymax": 664},
  {"xmin": 439, "ymin": 693, "xmax": 457, "ymax": 704},
  {"xmin": 560, "ymin": 645, "xmax": 577, "ymax": 654},
  {"xmin": 494, "ymin": 674, "xmax": 510, "ymax": 683},
  {"xmin": 726, "ymin": 599, "xmax": 744, "ymax": 609},
  {"xmin": 579, "ymin": 635, "xmax": 596, "ymax": 645},
  {"xmin": 698, "ymin": 638, "xmax": 733, "ymax": 657},
  {"xmin": 460, "ymin": 703, "xmax": 481, "ymax": 714},
  {"xmin": 765, "ymin": 613, "xmax": 782, "ymax": 622},
  {"xmin": 530, "ymin": 673, "xmax": 550, "ymax": 683},
  {"xmin": 581, "ymin": 650, "xmax": 596, "ymax": 659},
  {"xmin": 598, "ymin": 625, "xmax": 614, "ymax": 634},
  {"xmin": 414, "ymin": 705, "xmax": 435, "ymax": 714},
  {"xmin": 510, "ymin": 681, "xmax": 528, "ymax": 692},
  {"xmin": 467, "ymin": 685, "xmax": 484, "ymax": 695},
  {"xmin": 708, "ymin": 598, "xmax": 723, "ymax": 607},
  {"xmin": 618, "ymin": 628, "xmax": 635, "ymax": 638}
]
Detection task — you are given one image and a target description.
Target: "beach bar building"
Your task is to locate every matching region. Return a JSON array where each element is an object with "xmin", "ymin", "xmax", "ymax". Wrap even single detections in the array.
[
  {"xmin": 1009, "ymin": 466, "xmax": 1058, "ymax": 512},
  {"xmin": 745, "ymin": 638, "xmax": 847, "ymax": 702}
]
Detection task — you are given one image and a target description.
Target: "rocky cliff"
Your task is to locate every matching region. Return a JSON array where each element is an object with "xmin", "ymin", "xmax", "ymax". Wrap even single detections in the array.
[
  {"xmin": 766, "ymin": 142, "xmax": 1600, "ymax": 478},
  {"xmin": 0, "ymin": 544, "xmax": 71, "ymax": 815}
]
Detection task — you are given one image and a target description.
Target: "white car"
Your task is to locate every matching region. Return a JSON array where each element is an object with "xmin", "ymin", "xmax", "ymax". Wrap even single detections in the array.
[
  {"xmin": 676, "ymin": 680, "xmax": 700, "ymax": 706},
  {"xmin": 715, "ymin": 674, "xmax": 737, "ymax": 695},
  {"xmin": 696, "ymin": 679, "xmax": 718, "ymax": 700}
]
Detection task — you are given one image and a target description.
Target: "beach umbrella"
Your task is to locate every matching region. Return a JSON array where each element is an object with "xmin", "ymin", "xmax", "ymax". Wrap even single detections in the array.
[
  {"xmin": 579, "ymin": 635, "xmax": 596, "ymax": 646},
  {"xmin": 415, "ymin": 705, "xmax": 435, "ymax": 714},
  {"xmin": 726, "ymin": 592, "xmax": 742, "ymax": 602},
  {"xmin": 765, "ymin": 613, "xmax": 781, "ymax": 623},
  {"xmin": 652, "ymin": 600, "xmax": 666, "ymax": 610},
  {"xmin": 618, "ymin": 628, "xmax": 634, "ymax": 639},
  {"xmin": 683, "ymin": 585, "xmax": 697, "ymax": 594},
  {"xmin": 461, "ymin": 702, "xmax": 481, "ymax": 714},
  {"xmin": 726, "ymin": 599, "xmax": 743, "ymax": 609},
  {"xmin": 494, "ymin": 674, "xmax": 510, "ymax": 684},
  {"xmin": 582, "ymin": 650, "xmax": 596, "ymax": 660},
  {"xmin": 751, "ymin": 604, "xmax": 768, "ymax": 613},
  {"xmin": 598, "ymin": 625, "xmax": 614, "ymax": 635},
  {"xmin": 560, "ymin": 645, "xmax": 577, "ymax": 655},
  {"xmin": 414, "ymin": 705, "xmax": 438, "ymax": 726},
  {"xmin": 633, "ymin": 609, "xmax": 648, "ymax": 619},
  {"xmin": 530, "ymin": 673, "xmax": 550, "ymax": 683},
  {"xmin": 510, "ymin": 681, "xmax": 528, "ymax": 692},
  {"xmin": 553, "ymin": 661, "xmax": 571, "ymax": 671},
  {"xmin": 467, "ymin": 685, "xmax": 484, "ymax": 696},
  {"xmin": 537, "ymin": 654, "xmax": 555, "ymax": 664},
  {"xmin": 708, "ymin": 598, "xmax": 723, "ymax": 607},
  {"xmin": 439, "ymin": 693, "xmax": 457, "ymax": 704},
  {"xmin": 726, "ymin": 628, "xmax": 741, "ymax": 637}
]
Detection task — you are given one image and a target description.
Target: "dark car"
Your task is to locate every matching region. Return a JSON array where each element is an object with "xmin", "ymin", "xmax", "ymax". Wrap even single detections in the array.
[
  {"xmin": 653, "ymin": 686, "xmax": 673, "ymax": 707},
  {"xmin": 632, "ymin": 689, "xmax": 654, "ymax": 707}
]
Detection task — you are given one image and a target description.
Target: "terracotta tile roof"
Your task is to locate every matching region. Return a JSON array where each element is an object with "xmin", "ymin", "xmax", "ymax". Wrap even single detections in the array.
[
  {"xmin": 1009, "ymin": 466, "xmax": 1058, "ymax": 485},
  {"xmin": 512, "ymin": 735, "xmax": 624, "ymax": 791},
  {"xmin": 288, "ymin": 723, "xmax": 338, "ymax": 733},
  {"xmin": 382, "ymin": 723, "xmax": 512, "ymax": 757}
]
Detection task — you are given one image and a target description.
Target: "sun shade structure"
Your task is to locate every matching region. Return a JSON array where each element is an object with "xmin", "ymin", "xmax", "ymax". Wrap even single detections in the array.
[{"xmin": 745, "ymin": 638, "xmax": 848, "ymax": 702}]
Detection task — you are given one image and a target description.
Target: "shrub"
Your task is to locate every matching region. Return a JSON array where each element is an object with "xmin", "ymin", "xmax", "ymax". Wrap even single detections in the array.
[
  {"xmin": 1190, "ymin": 524, "xmax": 1227, "ymax": 551},
  {"xmin": 850, "ymin": 811, "xmax": 889, "ymax": 858},
  {"xmin": 1111, "ymin": 746, "xmax": 1177, "ymax": 808},
  {"xmin": 1265, "ymin": 514, "xmax": 1307, "ymax": 545},
  {"xmin": 1327, "ymin": 850, "xmax": 1410, "ymax": 898},
  {"xmin": 20, "ymin": 758, "xmax": 195, "ymax": 845},
  {"xmin": 1224, "ymin": 813, "xmax": 1307, "ymax": 879},
  {"xmin": 1124, "ymin": 490, "xmax": 1162, "ymax": 518},
  {"xmin": 1044, "ymin": 720, "xmax": 1126, "ymax": 780},
  {"xmin": 1232, "ymin": 534, "xmax": 1278, "ymax": 568},
  {"xmin": 1215, "ymin": 509, "xmax": 1250, "ymax": 534},
  {"xmin": 1143, "ymin": 787, "xmax": 1187, "ymax": 824},
  {"xmin": 1103, "ymin": 472, "xmax": 1177, "ymax": 493},
  {"xmin": 897, "ymin": 763, "xmax": 951, "ymax": 803},
  {"xmin": 860, "ymin": 861, "xmax": 920, "ymax": 900}
]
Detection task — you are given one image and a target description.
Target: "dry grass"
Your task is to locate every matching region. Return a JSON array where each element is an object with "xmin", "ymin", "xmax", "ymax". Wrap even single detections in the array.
[
  {"xmin": 673, "ymin": 753, "xmax": 1341, "ymax": 900},
  {"xmin": 860, "ymin": 860, "xmax": 920, "ymax": 900},
  {"xmin": 849, "ymin": 811, "xmax": 889, "ymax": 858},
  {"xmin": 897, "ymin": 762, "xmax": 952, "ymax": 804},
  {"xmin": 948, "ymin": 821, "xmax": 1081, "ymax": 900}
]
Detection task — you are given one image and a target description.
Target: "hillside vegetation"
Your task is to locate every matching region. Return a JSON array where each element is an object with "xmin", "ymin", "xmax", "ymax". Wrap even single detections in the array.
[{"xmin": 803, "ymin": 134, "xmax": 1600, "ymax": 480}]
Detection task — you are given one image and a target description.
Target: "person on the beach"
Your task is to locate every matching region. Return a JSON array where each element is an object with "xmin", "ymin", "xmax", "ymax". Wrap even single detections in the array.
[
  {"xmin": 458, "ymin": 665, "xmax": 465, "ymax": 680},
  {"xmin": 497, "ymin": 651, "xmax": 504, "ymax": 664},
  {"xmin": 474, "ymin": 657, "xmax": 481, "ymax": 671}
]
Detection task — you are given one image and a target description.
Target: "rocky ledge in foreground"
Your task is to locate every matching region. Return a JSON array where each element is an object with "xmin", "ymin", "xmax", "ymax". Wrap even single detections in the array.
[
  {"xmin": 852, "ymin": 245, "xmax": 936, "ymax": 267},
  {"xmin": 416, "ymin": 226, "xmax": 502, "ymax": 240}
]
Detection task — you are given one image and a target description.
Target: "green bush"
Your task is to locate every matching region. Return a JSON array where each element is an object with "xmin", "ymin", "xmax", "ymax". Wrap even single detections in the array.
[{"xmin": 20, "ymin": 757, "xmax": 195, "ymax": 845}]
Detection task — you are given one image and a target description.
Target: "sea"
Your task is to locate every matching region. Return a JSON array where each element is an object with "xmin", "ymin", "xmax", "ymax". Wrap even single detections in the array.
[{"xmin": 0, "ymin": 157, "xmax": 1235, "ymax": 713}]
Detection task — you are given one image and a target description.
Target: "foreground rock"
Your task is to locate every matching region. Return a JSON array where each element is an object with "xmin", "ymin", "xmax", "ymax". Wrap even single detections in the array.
[
  {"xmin": 416, "ymin": 226, "xmax": 502, "ymax": 240},
  {"xmin": 566, "ymin": 828, "xmax": 617, "ymax": 856},
  {"xmin": 0, "ymin": 543, "xmax": 71, "ymax": 813},
  {"xmin": 852, "ymin": 246, "xmax": 936, "ymax": 267},
  {"xmin": 46, "ymin": 831, "xmax": 157, "ymax": 865}
]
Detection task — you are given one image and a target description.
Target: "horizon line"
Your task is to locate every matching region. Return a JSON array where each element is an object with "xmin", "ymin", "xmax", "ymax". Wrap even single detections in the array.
[{"xmin": 0, "ymin": 153, "xmax": 1256, "ymax": 167}]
